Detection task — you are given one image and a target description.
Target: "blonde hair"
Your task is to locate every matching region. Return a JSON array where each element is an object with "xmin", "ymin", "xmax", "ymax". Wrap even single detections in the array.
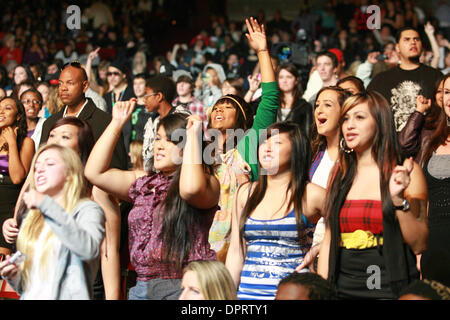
[
  {"xmin": 16, "ymin": 144, "xmax": 88, "ymax": 290},
  {"xmin": 129, "ymin": 140, "xmax": 144, "ymax": 170},
  {"xmin": 46, "ymin": 85, "xmax": 64, "ymax": 115},
  {"xmin": 183, "ymin": 260, "xmax": 237, "ymax": 300}
]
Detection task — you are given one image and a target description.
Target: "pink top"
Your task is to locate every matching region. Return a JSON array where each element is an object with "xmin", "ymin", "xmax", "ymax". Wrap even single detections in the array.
[{"xmin": 128, "ymin": 172, "xmax": 217, "ymax": 281}]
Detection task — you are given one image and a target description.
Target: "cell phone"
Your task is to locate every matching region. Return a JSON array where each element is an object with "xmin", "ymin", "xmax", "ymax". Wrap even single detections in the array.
[
  {"xmin": 8, "ymin": 251, "xmax": 26, "ymax": 266},
  {"xmin": 376, "ymin": 54, "xmax": 387, "ymax": 61}
]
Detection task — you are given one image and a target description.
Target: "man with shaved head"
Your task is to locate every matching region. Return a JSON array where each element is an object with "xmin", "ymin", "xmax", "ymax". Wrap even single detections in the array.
[{"xmin": 39, "ymin": 62, "xmax": 127, "ymax": 169}]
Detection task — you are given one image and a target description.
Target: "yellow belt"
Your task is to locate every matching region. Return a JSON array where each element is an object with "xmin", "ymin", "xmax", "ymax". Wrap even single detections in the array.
[{"xmin": 340, "ymin": 230, "xmax": 383, "ymax": 249}]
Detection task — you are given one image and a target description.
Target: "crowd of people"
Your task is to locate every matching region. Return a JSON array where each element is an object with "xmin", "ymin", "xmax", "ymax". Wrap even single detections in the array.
[{"xmin": 0, "ymin": 0, "xmax": 450, "ymax": 301}]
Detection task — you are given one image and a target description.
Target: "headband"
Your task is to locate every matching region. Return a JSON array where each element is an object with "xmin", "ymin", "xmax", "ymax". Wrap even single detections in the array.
[{"xmin": 223, "ymin": 96, "xmax": 247, "ymax": 121}]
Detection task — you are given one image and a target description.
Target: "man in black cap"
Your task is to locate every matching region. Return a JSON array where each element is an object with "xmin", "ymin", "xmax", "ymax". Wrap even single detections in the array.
[{"xmin": 104, "ymin": 59, "xmax": 135, "ymax": 153}]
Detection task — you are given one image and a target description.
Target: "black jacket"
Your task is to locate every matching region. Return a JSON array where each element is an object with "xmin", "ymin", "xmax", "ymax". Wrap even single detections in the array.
[
  {"xmin": 277, "ymin": 98, "xmax": 313, "ymax": 138},
  {"xmin": 40, "ymin": 98, "xmax": 128, "ymax": 170}
]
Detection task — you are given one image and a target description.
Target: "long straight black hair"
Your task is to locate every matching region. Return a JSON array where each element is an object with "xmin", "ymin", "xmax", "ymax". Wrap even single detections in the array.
[
  {"xmin": 239, "ymin": 121, "xmax": 312, "ymax": 248},
  {"xmin": 324, "ymin": 90, "xmax": 402, "ymax": 227},
  {"xmin": 158, "ymin": 113, "xmax": 215, "ymax": 272}
]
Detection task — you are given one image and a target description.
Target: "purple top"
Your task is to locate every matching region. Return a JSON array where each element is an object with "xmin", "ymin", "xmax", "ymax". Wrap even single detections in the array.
[
  {"xmin": 128, "ymin": 172, "xmax": 216, "ymax": 281},
  {"xmin": 0, "ymin": 155, "xmax": 9, "ymax": 175},
  {"xmin": 27, "ymin": 129, "xmax": 35, "ymax": 137}
]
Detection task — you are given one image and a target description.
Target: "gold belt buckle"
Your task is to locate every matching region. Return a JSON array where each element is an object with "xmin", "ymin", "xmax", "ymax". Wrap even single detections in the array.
[
  {"xmin": 341, "ymin": 230, "xmax": 381, "ymax": 249},
  {"xmin": 347, "ymin": 230, "xmax": 370, "ymax": 249}
]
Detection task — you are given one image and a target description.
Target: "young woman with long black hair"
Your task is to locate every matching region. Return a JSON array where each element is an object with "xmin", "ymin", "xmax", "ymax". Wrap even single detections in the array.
[
  {"xmin": 84, "ymin": 100, "xmax": 220, "ymax": 299},
  {"xmin": 226, "ymin": 121, "xmax": 326, "ymax": 300},
  {"xmin": 318, "ymin": 91, "xmax": 428, "ymax": 299}
]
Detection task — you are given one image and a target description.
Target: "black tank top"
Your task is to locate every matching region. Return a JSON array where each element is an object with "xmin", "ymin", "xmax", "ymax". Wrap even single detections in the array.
[{"xmin": 423, "ymin": 156, "xmax": 450, "ymax": 228}]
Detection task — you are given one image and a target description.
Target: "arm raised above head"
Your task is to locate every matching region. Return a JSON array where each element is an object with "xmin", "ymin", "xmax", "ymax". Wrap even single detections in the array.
[
  {"xmin": 390, "ymin": 159, "xmax": 429, "ymax": 255},
  {"xmin": 179, "ymin": 115, "xmax": 220, "ymax": 209},
  {"xmin": 84, "ymin": 99, "xmax": 138, "ymax": 201}
]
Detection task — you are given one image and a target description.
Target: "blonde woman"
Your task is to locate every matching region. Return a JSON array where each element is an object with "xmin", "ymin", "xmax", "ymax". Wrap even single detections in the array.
[
  {"xmin": 0, "ymin": 144, "xmax": 105, "ymax": 299},
  {"xmin": 46, "ymin": 85, "xmax": 64, "ymax": 116},
  {"xmin": 179, "ymin": 260, "xmax": 237, "ymax": 300},
  {"xmin": 128, "ymin": 140, "xmax": 144, "ymax": 171}
]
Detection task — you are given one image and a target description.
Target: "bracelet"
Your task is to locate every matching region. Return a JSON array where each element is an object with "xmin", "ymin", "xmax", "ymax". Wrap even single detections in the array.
[{"xmin": 256, "ymin": 49, "xmax": 269, "ymax": 53}]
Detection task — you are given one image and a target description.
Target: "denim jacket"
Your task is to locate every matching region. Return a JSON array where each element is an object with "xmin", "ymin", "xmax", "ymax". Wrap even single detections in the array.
[{"xmin": 6, "ymin": 196, "xmax": 105, "ymax": 300}]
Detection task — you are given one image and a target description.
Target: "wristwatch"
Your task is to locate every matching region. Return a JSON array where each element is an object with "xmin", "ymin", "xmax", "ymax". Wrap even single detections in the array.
[{"xmin": 394, "ymin": 199, "xmax": 410, "ymax": 211}]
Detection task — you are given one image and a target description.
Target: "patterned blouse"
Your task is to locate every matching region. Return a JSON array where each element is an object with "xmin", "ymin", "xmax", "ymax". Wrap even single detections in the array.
[
  {"xmin": 128, "ymin": 172, "xmax": 217, "ymax": 281},
  {"xmin": 208, "ymin": 148, "xmax": 251, "ymax": 254}
]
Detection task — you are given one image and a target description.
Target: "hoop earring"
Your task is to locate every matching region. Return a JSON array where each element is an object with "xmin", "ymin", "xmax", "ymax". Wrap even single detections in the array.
[{"xmin": 340, "ymin": 137, "xmax": 353, "ymax": 154}]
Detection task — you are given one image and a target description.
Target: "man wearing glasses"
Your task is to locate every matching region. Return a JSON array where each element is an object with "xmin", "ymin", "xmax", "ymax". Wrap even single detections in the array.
[
  {"xmin": 104, "ymin": 60, "xmax": 135, "ymax": 153},
  {"xmin": 142, "ymin": 75, "xmax": 191, "ymax": 172}
]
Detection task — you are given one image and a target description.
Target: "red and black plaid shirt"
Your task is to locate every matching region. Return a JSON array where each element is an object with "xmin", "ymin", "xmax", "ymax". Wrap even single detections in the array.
[{"xmin": 339, "ymin": 200, "xmax": 383, "ymax": 235}]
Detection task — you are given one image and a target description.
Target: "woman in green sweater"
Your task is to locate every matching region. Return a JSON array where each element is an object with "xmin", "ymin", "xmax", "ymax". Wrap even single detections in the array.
[{"xmin": 199, "ymin": 17, "xmax": 279, "ymax": 260}]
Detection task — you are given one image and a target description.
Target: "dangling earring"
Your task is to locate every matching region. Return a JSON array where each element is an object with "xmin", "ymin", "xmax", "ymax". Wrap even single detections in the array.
[{"xmin": 340, "ymin": 137, "xmax": 353, "ymax": 154}]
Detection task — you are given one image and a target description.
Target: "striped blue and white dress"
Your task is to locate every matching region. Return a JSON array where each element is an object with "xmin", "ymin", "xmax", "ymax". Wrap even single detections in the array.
[{"xmin": 237, "ymin": 209, "xmax": 315, "ymax": 300}]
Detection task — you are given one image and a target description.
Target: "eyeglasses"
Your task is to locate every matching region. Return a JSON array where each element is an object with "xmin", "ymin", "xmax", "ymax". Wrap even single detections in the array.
[
  {"xmin": 143, "ymin": 92, "xmax": 159, "ymax": 98},
  {"xmin": 107, "ymin": 71, "xmax": 122, "ymax": 77},
  {"xmin": 61, "ymin": 61, "xmax": 82, "ymax": 70},
  {"xmin": 21, "ymin": 99, "xmax": 41, "ymax": 105}
]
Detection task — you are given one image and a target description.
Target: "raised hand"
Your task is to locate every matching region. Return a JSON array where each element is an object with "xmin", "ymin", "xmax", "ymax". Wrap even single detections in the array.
[
  {"xmin": 248, "ymin": 74, "xmax": 261, "ymax": 92},
  {"xmin": 389, "ymin": 157, "xmax": 414, "ymax": 205},
  {"xmin": 2, "ymin": 126, "xmax": 18, "ymax": 147},
  {"xmin": 112, "ymin": 98, "xmax": 137, "ymax": 127},
  {"xmin": 22, "ymin": 189, "xmax": 46, "ymax": 209},
  {"xmin": 88, "ymin": 47, "xmax": 101, "ymax": 62},
  {"xmin": 367, "ymin": 51, "xmax": 380, "ymax": 65},
  {"xmin": 415, "ymin": 95, "xmax": 432, "ymax": 114},
  {"xmin": 245, "ymin": 17, "xmax": 268, "ymax": 53},
  {"xmin": 186, "ymin": 114, "xmax": 203, "ymax": 132},
  {"xmin": 424, "ymin": 22, "xmax": 434, "ymax": 35}
]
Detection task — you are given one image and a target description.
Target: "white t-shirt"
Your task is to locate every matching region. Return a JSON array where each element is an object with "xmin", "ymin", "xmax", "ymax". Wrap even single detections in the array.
[
  {"xmin": 311, "ymin": 148, "xmax": 335, "ymax": 189},
  {"xmin": 311, "ymin": 148, "xmax": 336, "ymax": 247}
]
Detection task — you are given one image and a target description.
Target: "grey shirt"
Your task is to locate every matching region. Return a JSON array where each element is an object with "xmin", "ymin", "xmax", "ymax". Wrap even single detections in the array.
[{"xmin": 6, "ymin": 196, "xmax": 105, "ymax": 300}]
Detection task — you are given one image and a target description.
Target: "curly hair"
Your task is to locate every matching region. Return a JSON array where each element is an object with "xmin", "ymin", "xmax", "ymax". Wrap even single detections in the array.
[{"xmin": 0, "ymin": 96, "xmax": 28, "ymax": 151}]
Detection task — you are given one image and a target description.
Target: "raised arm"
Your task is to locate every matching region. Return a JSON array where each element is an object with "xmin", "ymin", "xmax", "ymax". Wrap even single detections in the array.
[
  {"xmin": 390, "ymin": 158, "xmax": 428, "ymax": 254},
  {"xmin": 22, "ymin": 192, "xmax": 105, "ymax": 261},
  {"xmin": 245, "ymin": 17, "xmax": 275, "ymax": 83},
  {"xmin": 180, "ymin": 115, "xmax": 220, "ymax": 209},
  {"xmin": 424, "ymin": 22, "xmax": 440, "ymax": 69},
  {"xmin": 243, "ymin": 74, "xmax": 261, "ymax": 103},
  {"xmin": 398, "ymin": 95, "xmax": 431, "ymax": 157},
  {"xmin": 84, "ymin": 99, "xmax": 141, "ymax": 201},
  {"xmin": 238, "ymin": 17, "xmax": 279, "ymax": 180},
  {"xmin": 3, "ymin": 128, "xmax": 34, "ymax": 184}
]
